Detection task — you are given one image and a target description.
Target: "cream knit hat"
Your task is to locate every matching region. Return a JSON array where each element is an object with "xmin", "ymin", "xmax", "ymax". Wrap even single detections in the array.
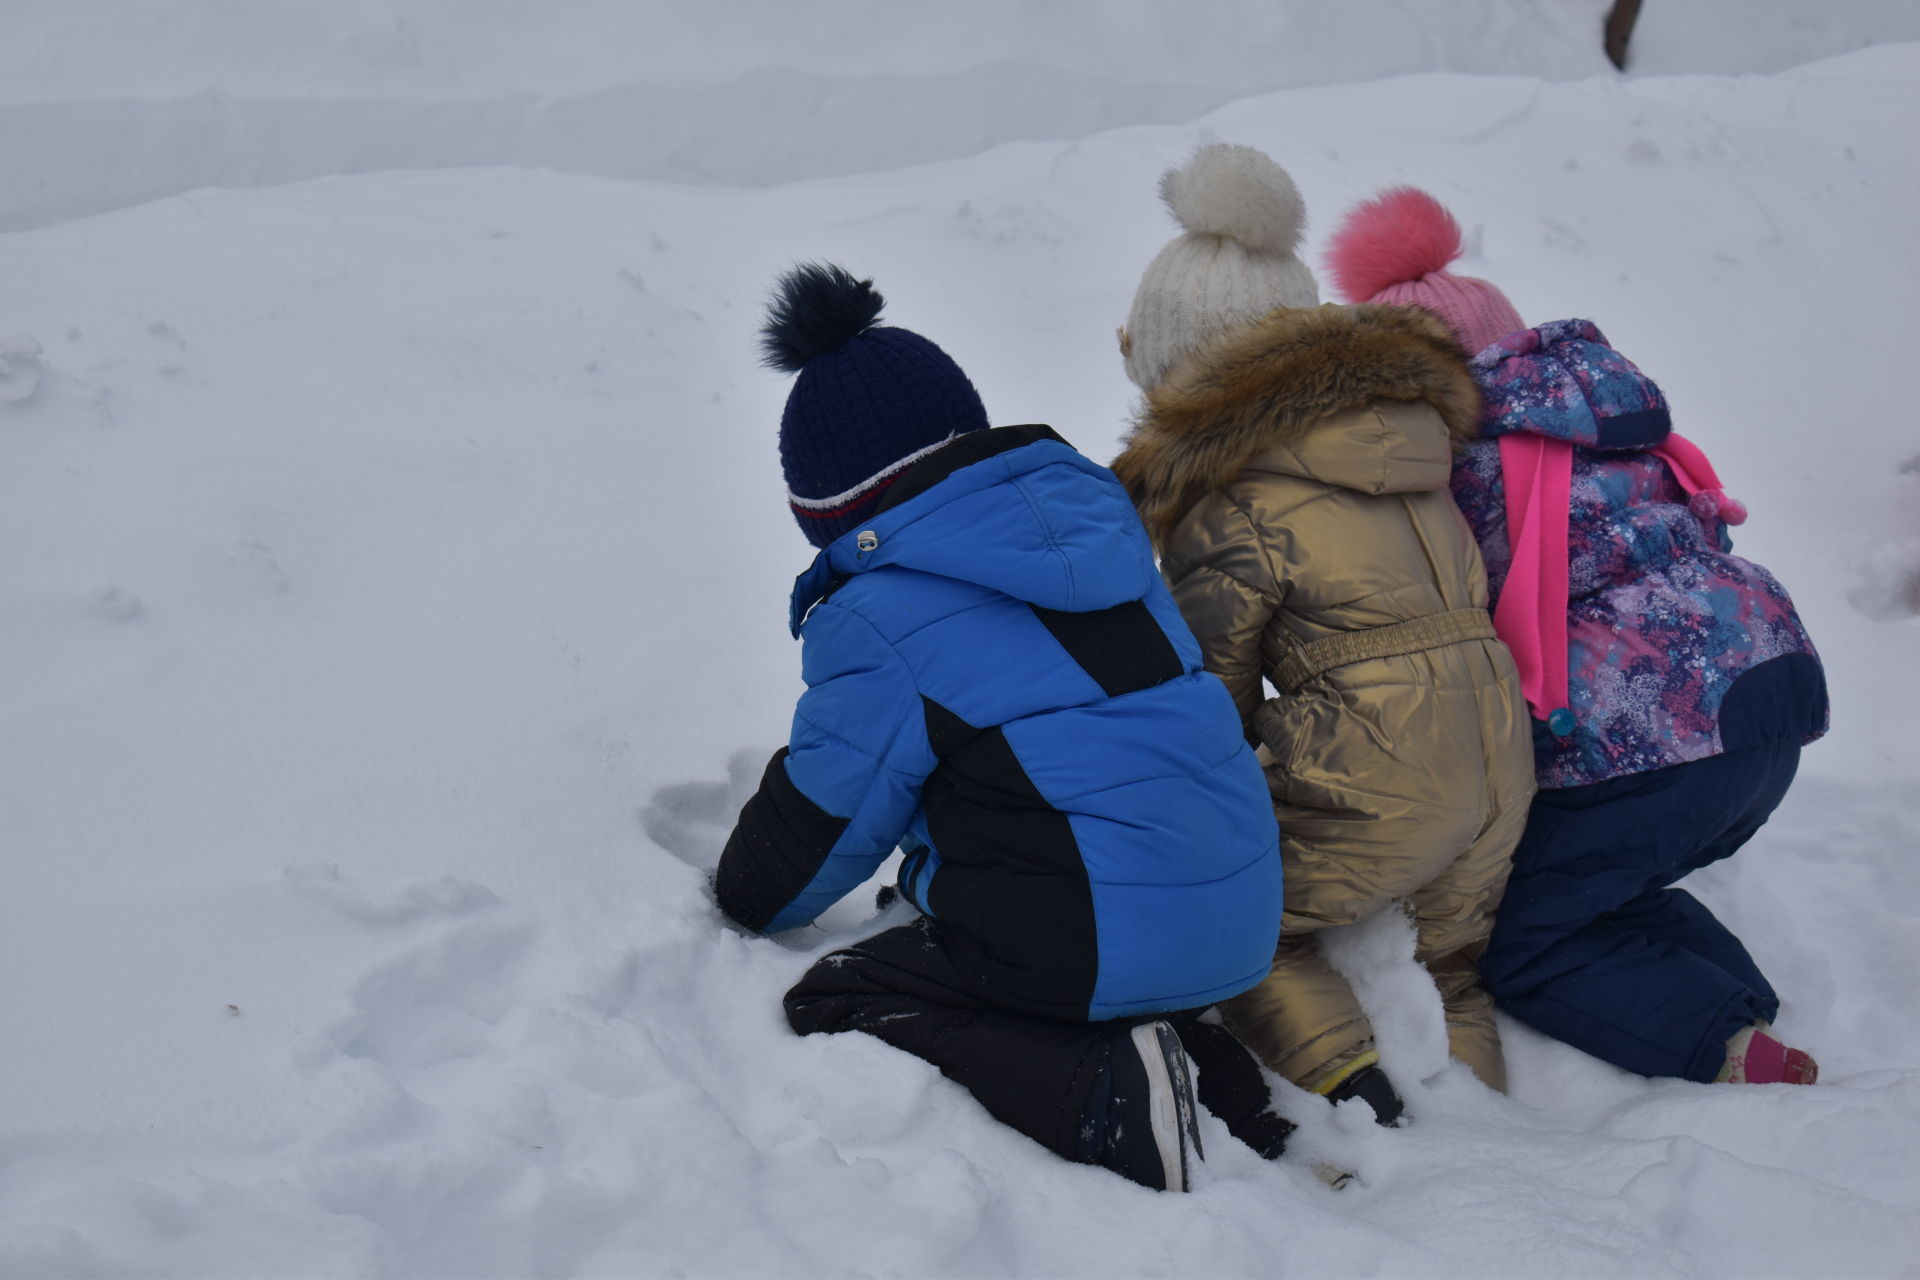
[{"xmin": 1121, "ymin": 144, "xmax": 1320, "ymax": 390}]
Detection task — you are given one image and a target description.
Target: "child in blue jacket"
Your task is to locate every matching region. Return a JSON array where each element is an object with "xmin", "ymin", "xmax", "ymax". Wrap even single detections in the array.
[{"xmin": 713, "ymin": 264, "xmax": 1290, "ymax": 1191}]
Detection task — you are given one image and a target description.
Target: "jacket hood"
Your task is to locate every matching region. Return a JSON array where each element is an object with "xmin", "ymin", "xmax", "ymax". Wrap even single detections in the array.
[
  {"xmin": 1472, "ymin": 318, "xmax": 1671, "ymax": 450},
  {"xmin": 789, "ymin": 426, "xmax": 1160, "ymax": 635},
  {"xmin": 1111, "ymin": 303, "xmax": 1481, "ymax": 545}
]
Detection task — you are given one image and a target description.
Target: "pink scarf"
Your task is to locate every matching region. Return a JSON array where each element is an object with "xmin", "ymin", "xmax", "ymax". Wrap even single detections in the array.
[{"xmin": 1493, "ymin": 431, "xmax": 1747, "ymax": 726}]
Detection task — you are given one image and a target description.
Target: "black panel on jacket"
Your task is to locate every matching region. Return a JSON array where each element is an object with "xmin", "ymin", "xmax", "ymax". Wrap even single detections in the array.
[
  {"xmin": 1030, "ymin": 600, "xmax": 1184, "ymax": 699},
  {"xmin": 919, "ymin": 697, "xmax": 1100, "ymax": 1017},
  {"xmin": 876, "ymin": 424, "xmax": 1070, "ymax": 515},
  {"xmin": 922, "ymin": 695, "xmax": 977, "ymax": 758},
  {"xmin": 1593, "ymin": 408, "xmax": 1672, "ymax": 449},
  {"xmin": 714, "ymin": 748, "xmax": 851, "ymax": 933}
]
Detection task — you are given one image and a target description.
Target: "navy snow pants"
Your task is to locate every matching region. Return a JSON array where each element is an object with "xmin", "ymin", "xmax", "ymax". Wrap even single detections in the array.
[{"xmin": 1480, "ymin": 735, "xmax": 1800, "ymax": 1082}]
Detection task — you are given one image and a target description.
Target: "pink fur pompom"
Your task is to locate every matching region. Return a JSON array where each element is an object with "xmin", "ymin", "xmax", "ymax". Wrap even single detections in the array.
[
  {"xmin": 1690, "ymin": 490, "xmax": 1749, "ymax": 526},
  {"xmin": 1325, "ymin": 187, "xmax": 1465, "ymax": 303}
]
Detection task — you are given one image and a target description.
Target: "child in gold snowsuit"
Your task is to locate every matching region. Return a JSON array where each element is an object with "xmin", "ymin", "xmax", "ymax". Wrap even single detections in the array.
[{"xmin": 1111, "ymin": 146, "xmax": 1536, "ymax": 1115}]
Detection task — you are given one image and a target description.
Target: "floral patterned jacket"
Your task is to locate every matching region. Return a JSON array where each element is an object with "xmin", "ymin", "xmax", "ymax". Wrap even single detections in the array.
[{"xmin": 1450, "ymin": 319, "xmax": 1827, "ymax": 789}]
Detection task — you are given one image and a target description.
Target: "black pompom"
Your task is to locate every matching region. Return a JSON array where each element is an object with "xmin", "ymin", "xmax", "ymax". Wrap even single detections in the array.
[{"xmin": 759, "ymin": 262, "xmax": 885, "ymax": 372}]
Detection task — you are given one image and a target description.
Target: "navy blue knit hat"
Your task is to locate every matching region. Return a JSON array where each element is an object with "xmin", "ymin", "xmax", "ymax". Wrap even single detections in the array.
[{"xmin": 761, "ymin": 263, "xmax": 989, "ymax": 547}]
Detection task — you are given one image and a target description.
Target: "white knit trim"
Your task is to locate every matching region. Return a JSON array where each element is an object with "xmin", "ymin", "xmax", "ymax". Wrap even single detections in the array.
[{"xmin": 787, "ymin": 434, "xmax": 958, "ymax": 510}]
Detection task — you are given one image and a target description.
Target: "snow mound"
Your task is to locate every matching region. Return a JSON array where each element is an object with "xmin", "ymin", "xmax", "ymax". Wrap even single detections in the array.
[
  {"xmin": 6, "ymin": 0, "xmax": 1920, "ymax": 231},
  {"xmin": 1851, "ymin": 456, "xmax": 1920, "ymax": 623},
  {"xmin": 0, "ymin": 331, "xmax": 46, "ymax": 404}
]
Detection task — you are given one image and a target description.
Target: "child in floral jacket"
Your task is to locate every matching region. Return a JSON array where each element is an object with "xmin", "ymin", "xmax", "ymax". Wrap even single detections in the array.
[{"xmin": 1328, "ymin": 188, "xmax": 1829, "ymax": 1084}]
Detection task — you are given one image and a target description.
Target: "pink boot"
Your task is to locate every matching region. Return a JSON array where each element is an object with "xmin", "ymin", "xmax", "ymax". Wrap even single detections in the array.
[{"xmin": 1716, "ymin": 1023, "xmax": 1819, "ymax": 1084}]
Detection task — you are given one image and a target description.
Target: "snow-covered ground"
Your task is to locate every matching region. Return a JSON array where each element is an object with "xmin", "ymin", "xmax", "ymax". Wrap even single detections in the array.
[
  {"xmin": 8, "ymin": 0, "xmax": 1920, "ymax": 231},
  {"xmin": 3, "ymin": 5, "xmax": 1918, "ymax": 1277}
]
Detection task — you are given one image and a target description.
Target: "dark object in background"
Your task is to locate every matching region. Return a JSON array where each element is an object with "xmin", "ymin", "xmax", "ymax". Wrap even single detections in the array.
[
  {"xmin": 1604, "ymin": 0, "xmax": 1644, "ymax": 71},
  {"xmin": 1901, "ymin": 455, "xmax": 1920, "ymax": 616}
]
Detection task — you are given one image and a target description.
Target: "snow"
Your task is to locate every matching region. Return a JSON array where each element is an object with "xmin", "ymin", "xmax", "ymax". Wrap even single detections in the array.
[
  {"xmin": 9, "ymin": 1, "xmax": 1920, "ymax": 231},
  {"xmin": 3, "ymin": 5, "xmax": 1918, "ymax": 1276}
]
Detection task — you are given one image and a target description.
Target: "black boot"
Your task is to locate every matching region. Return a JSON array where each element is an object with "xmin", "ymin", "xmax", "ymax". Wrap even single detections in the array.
[
  {"xmin": 1085, "ymin": 1021, "xmax": 1206, "ymax": 1192},
  {"xmin": 1326, "ymin": 1064, "xmax": 1405, "ymax": 1127},
  {"xmin": 1171, "ymin": 1017, "xmax": 1296, "ymax": 1159}
]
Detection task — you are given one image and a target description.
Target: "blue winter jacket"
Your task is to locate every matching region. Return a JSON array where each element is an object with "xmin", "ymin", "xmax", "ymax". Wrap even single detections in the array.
[{"xmin": 715, "ymin": 426, "xmax": 1284, "ymax": 1021}]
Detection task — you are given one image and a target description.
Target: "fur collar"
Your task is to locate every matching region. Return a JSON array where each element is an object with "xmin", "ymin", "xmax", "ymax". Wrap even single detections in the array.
[{"xmin": 1112, "ymin": 304, "xmax": 1481, "ymax": 544}]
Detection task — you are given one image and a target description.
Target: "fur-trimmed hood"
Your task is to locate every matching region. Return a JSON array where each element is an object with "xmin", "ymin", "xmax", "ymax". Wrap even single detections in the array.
[{"xmin": 1112, "ymin": 303, "xmax": 1481, "ymax": 543}]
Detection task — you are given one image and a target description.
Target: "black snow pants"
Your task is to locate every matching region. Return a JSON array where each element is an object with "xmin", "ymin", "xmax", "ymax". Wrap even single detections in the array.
[{"xmin": 784, "ymin": 916, "xmax": 1291, "ymax": 1169}]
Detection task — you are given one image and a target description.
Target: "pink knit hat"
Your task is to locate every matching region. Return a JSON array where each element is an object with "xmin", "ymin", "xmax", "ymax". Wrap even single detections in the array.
[{"xmin": 1325, "ymin": 187, "xmax": 1524, "ymax": 355}]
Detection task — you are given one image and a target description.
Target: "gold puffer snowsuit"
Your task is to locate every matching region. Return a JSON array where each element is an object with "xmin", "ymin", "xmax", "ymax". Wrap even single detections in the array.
[{"xmin": 1111, "ymin": 303, "xmax": 1535, "ymax": 1092}]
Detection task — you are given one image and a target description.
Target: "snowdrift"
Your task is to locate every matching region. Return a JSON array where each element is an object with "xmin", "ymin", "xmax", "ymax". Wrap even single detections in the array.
[{"xmin": 7, "ymin": 0, "xmax": 1920, "ymax": 231}]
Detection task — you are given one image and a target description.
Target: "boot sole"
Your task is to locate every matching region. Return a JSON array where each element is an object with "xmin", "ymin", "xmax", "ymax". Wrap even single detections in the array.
[{"xmin": 1130, "ymin": 1021, "xmax": 1200, "ymax": 1193}]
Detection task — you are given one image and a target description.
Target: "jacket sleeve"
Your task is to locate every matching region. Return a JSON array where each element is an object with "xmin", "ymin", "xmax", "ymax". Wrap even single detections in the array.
[
  {"xmin": 1162, "ymin": 498, "xmax": 1283, "ymax": 734},
  {"xmin": 714, "ymin": 600, "xmax": 934, "ymax": 934}
]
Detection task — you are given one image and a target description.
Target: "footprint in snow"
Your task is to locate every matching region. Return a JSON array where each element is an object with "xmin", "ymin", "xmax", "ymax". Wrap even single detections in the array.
[
  {"xmin": 0, "ymin": 331, "xmax": 46, "ymax": 404},
  {"xmin": 328, "ymin": 919, "xmax": 537, "ymax": 1071},
  {"xmin": 89, "ymin": 587, "xmax": 144, "ymax": 622},
  {"xmin": 1849, "ymin": 454, "xmax": 1920, "ymax": 621},
  {"xmin": 640, "ymin": 747, "xmax": 771, "ymax": 873},
  {"xmin": 285, "ymin": 864, "xmax": 504, "ymax": 927}
]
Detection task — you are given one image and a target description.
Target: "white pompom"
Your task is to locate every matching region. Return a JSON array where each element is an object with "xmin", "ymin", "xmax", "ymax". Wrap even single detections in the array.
[{"xmin": 1159, "ymin": 144, "xmax": 1306, "ymax": 257}]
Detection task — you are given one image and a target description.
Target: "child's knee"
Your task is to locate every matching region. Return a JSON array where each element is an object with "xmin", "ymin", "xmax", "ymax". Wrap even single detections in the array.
[{"xmin": 1221, "ymin": 967, "xmax": 1373, "ymax": 1088}]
